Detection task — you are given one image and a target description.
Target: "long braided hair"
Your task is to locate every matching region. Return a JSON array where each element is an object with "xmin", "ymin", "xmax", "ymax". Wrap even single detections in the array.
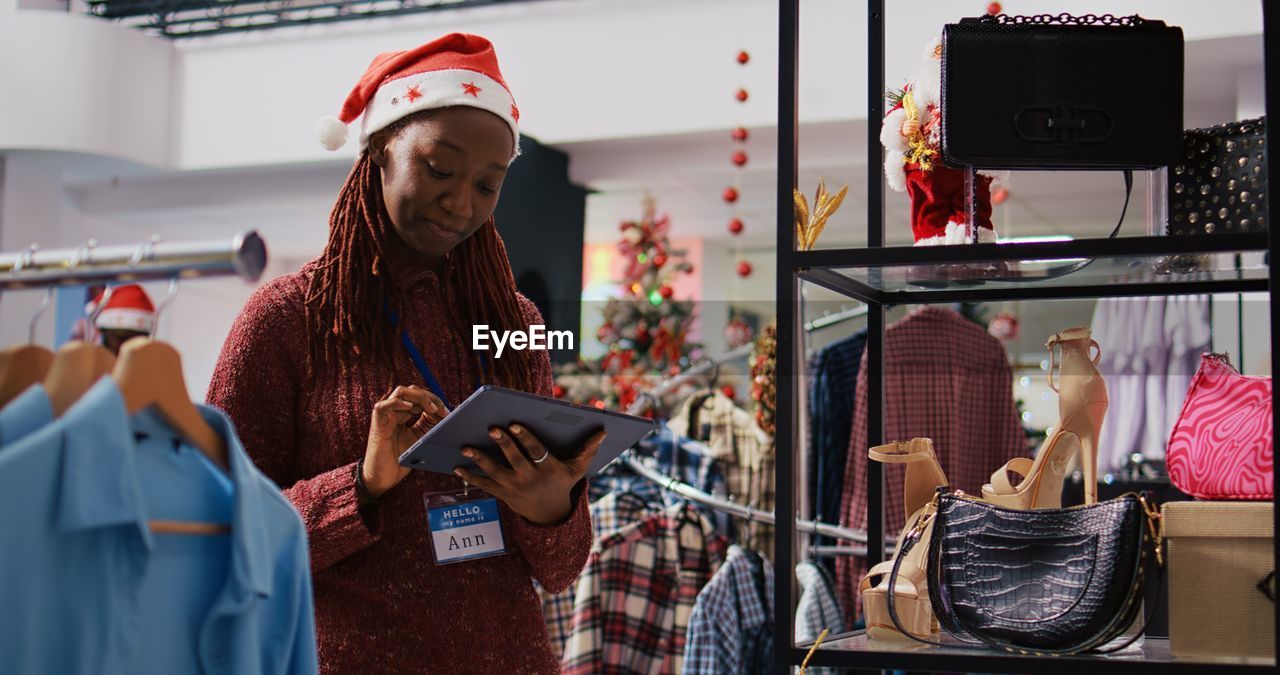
[{"xmin": 303, "ymin": 114, "xmax": 535, "ymax": 392}]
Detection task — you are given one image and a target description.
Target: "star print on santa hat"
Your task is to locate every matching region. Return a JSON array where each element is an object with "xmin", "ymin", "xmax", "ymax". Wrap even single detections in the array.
[{"xmin": 313, "ymin": 33, "xmax": 521, "ymax": 154}]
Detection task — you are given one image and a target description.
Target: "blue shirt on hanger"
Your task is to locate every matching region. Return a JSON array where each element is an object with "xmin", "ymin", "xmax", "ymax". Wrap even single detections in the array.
[
  {"xmin": 0, "ymin": 378, "xmax": 317, "ymax": 675},
  {"xmin": 0, "ymin": 383, "xmax": 52, "ymax": 447}
]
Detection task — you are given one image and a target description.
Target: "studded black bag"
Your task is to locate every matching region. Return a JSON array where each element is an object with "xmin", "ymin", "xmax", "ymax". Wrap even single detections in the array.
[{"xmin": 1167, "ymin": 117, "xmax": 1268, "ymax": 235}]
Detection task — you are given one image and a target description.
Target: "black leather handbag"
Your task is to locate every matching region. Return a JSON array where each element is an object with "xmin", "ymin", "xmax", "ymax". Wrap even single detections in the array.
[
  {"xmin": 1168, "ymin": 117, "xmax": 1269, "ymax": 235},
  {"xmin": 941, "ymin": 13, "xmax": 1184, "ymax": 169},
  {"xmin": 888, "ymin": 492, "xmax": 1163, "ymax": 655}
]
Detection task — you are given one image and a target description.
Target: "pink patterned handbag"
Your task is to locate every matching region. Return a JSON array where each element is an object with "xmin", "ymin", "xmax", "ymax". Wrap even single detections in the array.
[{"xmin": 1167, "ymin": 353, "xmax": 1273, "ymax": 500}]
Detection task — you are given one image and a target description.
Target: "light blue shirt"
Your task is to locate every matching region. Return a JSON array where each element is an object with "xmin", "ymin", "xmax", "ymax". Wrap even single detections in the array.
[
  {"xmin": 0, "ymin": 383, "xmax": 52, "ymax": 447},
  {"xmin": 0, "ymin": 378, "xmax": 318, "ymax": 675}
]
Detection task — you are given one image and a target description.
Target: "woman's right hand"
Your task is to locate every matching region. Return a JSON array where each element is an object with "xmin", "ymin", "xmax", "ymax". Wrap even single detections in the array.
[{"xmin": 362, "ymin": 385, "xmax": 446, "ymax": 499}]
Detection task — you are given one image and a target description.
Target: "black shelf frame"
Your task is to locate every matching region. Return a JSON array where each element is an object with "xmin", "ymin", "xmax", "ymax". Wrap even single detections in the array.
[{"xmin": 772, "ymin": 0, "xmax": 1279, "ymax": 672}]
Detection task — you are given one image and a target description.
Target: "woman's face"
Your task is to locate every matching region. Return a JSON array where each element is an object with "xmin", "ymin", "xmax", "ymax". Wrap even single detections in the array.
[{"xmin": 370, "ymin": 107, "xmax": 514, "ymax": 266}]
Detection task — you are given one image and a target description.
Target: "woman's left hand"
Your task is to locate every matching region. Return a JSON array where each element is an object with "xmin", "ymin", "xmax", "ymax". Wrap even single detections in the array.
[{"xmin": 454, "ymin": 424, "xmax": 606, "ymax": 526}]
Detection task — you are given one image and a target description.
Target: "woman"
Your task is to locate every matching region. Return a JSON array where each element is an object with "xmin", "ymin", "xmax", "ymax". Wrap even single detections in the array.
[{"xmin": 207, "ymin": 33, "xmax": 601, "ymax": 673}]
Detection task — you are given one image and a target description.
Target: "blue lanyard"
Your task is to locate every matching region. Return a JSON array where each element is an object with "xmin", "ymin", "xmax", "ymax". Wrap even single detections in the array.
[{"xmin": 389, "ymin": 307, "xmax": 483, "ymax": 411}]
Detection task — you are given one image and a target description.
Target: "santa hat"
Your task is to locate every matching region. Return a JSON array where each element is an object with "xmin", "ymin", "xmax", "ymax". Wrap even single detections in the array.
[
  {"xmin": 88, "ymin": 284, "xmax": 155, "ymax": 333},
  {"xmin": 316, "ymin": 33, "xmax": 520, "ymax": 154}
]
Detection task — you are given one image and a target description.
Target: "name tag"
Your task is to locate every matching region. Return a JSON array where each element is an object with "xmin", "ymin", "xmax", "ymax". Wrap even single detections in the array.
[{"xmin": 425, "ymin": 491, "xmax": 507, "ymax": 565}]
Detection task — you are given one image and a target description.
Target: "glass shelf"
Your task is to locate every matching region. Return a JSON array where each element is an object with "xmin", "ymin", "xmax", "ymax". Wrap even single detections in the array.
[
  {"xmin": 792, "ymin": 632, "xmax": 1276, "ymax": 674},
  {"xmin": 795, "ymin": 234, "xmax": 1269, "ymax": 303}
]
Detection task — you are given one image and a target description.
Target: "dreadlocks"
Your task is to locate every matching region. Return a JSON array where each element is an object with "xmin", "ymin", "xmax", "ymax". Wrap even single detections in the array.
[{"xmin": 304, "ymin": 124, "xmax": 535, "ymax": 393}]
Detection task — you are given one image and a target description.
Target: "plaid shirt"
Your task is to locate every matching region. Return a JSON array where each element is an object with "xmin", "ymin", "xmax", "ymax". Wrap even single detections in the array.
[
  {"xmin": 795, "ymin": 561, "xmax": 844, "ymax": 675},
  {"xmin": 683, "ymin": 545, "xmax": 774, "ymax": 674},
  {"xmin": 562, "ymin": 505, "xmax": 728, "ymax": 674},
  {"xmin": 835, "ymin": 307, "xmax": 1024, "ymax": 620},
  {"xmin": 643, "ymin": 426, "xmax": 734, "ymax": 536},
  {"xmin": 539, "ymin": 481, "xmax": 665, "ymax": 659},
  {"xmin": 669, "ymin": 390, "xmax": 775, "ymax": 556}
]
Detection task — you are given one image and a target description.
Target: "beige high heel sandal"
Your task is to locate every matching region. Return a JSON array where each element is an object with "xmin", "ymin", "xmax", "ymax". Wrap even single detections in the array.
[
  {"xmin": 982, "ymin": 327, "xmax": 1108, "ymax": 509},
  {"xmin": 859, "ymin": 438, "xmax": 949, "ymax": 641}
]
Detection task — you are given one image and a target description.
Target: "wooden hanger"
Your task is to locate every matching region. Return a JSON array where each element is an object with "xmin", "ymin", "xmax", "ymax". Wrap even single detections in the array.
[
  {"xmin": 0, "ymin": 344, "xmax": 55, "ymax": 408},
  {"xmin": 44, "ymin": 341, "xmax": 116, "ymax": 418},
  {"xmin": 113, "ymin": 337, "xmax": 231, "ymax": 536}
]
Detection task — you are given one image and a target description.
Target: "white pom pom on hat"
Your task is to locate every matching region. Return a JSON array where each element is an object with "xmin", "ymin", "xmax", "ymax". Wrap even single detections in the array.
[
  {"xmin": 315, "ymin": 33, "xmax": 520, "ymax": 154},
  {"xmin": 315, "ymin": 116, "xmax": 350, "ymax": 151}
]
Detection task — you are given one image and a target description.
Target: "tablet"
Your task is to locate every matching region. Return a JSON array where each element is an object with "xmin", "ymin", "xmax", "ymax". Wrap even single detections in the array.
[{"xmin": 397, "ymin": 385, "xmax": 657, "ymax": 477}]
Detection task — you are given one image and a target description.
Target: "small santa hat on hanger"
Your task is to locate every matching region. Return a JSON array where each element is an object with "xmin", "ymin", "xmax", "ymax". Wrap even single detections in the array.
[
  {"xmin": 316, "ymin": 32, "xmax": 521, "ymax": 154},
  {"xmin": 88, "ymin": 284, "xmax": 156, "ymax": 333}
]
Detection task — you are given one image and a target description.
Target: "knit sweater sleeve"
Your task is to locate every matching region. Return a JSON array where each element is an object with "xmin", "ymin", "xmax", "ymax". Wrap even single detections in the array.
[
  {"xmin": 500, "ymin": 294, "xmax": 592, "ymax": 594},
  {"xmin": 206, "ymin": 278, "xmax": 381, "ymax": 572}
]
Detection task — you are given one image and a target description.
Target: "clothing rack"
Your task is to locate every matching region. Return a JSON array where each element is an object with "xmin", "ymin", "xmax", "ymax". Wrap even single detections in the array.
[
  {"xmin": 803, "ymin": 304, "xmax": 868, "ymax": 332},
  {"xmin": 618, "ymin": 346, "xmax": 869, "ymax": 546},
  {"xmin": 0, "ymin": 231, "xmax": 267, "ymax": 290}
]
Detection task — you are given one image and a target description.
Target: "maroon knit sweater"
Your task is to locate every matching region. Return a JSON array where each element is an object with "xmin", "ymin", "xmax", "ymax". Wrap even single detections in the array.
[{"xmin": 206, "ymin": 247, "xmax": 591, "ymax": 674}]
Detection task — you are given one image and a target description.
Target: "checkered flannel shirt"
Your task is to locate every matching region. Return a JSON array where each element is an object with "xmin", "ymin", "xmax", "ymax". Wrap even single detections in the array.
[
  {"xmin": 795, "ymin": 561, "xmax": 844, "ymax": 675},
  {"xmin": 835, "ymin": 307, "xmax": 1025, "ymax": 621},
  {"xmin": 562, "ymin": 505, "xmax": 728, "ymax": 674},
  {"xmin": 668, "ymin": 390, "xmax": 775, "ymax": 556},
  {"xmin": 538, "ymin": 478, "xmax": 665, "ymax": 659},
  {"xmin": 683, "ymin": 545, "xmax": 775, "ymax": 674}
]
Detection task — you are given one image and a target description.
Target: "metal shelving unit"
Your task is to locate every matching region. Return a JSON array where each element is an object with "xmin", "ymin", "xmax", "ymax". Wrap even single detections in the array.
[{"xmin": 772, "ymin": 1, "xmax": 1278, "ymax": 672}]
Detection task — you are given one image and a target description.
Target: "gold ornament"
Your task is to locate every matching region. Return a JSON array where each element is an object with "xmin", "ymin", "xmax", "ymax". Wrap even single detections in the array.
[{"xmin": 793, "ymin": 179, "xmax": 849, "ymax": 251}]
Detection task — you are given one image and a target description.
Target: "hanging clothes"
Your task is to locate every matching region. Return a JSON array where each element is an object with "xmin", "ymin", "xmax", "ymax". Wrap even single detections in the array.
[
  {"xmin": 683, "ymin": 545, "xmax": 774, "ymax": 675},
  {"xmin": 807, "ymin": 329, "xmax": 868, "ymax": 552},
  {"xmin": 0, "ymin": 378, "xmax": 317, "ymax": 675},
  {"xmin": 1091, "ymin": 296, "xmax": 1211, "ymax": 472},
  {"xmin": 795, "ymin": 561, "xmax": 844, "ymax": 675},
  {"xmin": 668, "ymin": 390, "xmax": 775, "ymax": 556},
  {"xmin": 0, "ymin": 383, "xmax": 52, "ymax": 448},
  {"xmin": 642, "ymin": 424, "xmax": 734, "ymax": 535},
  {"xmin": 562, "ymin": 504, "xmax": 728, "ymax": 674},
  {"xmin": 538, "ymin": 483, "xmax": 665, "ymax": 660},
  {"xmin": 836, "ymin": 307, "xmax": 1024, "ymax": 620}
]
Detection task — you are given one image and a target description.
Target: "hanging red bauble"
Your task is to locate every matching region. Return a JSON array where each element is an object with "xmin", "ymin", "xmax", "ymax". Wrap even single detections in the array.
[
  {"xmin": 732, "ymin": 126, "xmax": 749, "ymax": 142},
  {"xmin": 737, "ymin": 50, "xmax": 750, "ymax": 65},
  {"xmin": 552, "ymin": 385, "xmax": 566, "ymax": 398},
  {"xmin": 735, "ymin": 88, "xmax": 749, "ymax": 102},
  {"xmin": 653, "ymin": 252, "xmax": 668, "ymax": 267},
  {"xmin": 728, "ymin": 217, "xmax": 745, "ymax": 235},
  {"xmin": 684, "ymin": 263, "xmax": 695, "ymax": 274},
  {"xmin": 736, "ymin": 260, "xmax": 753, "ymax": 277},
  {"xmin": 987, "ymin": 2, "xmax": 1001, "ymax": 15},
  {"xmin": 659, "ymin": 285, "xmax": 674, "ymax": 299},
  {"xmin": 991, "ymin": 187, "xmax": 1009, "ymax": 205},
  {"xmin": 721, "ymin": 384, "xmax": 737, "ymax": 400},
  {"xmin": 731, "ymin": 150, "xmax": 748, "ymax": 167},
  {"xmin": 722, "ymin": 186, "xmax": 739, "ymax": 203}
]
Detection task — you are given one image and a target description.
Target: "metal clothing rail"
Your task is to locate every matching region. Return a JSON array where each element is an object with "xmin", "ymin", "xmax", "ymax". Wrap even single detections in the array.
[
  {"xmin": 0, "ymin": 231, "xmax": 268, "ymax": 291},
  {"xmin": 618, "ymin": 345, "xmax": 869, "ymax": 545},
  {"xmin": 803, "ymin": 305, "xmax": 868, "ymax": 332}
]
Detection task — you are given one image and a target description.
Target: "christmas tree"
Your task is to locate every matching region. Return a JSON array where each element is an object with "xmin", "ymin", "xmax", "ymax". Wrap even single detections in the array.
[{"xmin": 555, "ymin": 196, "xmax": 701, "ymax": 412}]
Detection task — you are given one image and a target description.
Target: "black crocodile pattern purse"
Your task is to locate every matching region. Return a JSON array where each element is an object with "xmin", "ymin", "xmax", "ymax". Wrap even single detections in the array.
[
  {"xmin": 888, "ymin": 492, "xmax": 1162, "ymax": 654},
  {"xmin": 1167, "ymin": 117, "xmax": 1268, "ymax": 235}
]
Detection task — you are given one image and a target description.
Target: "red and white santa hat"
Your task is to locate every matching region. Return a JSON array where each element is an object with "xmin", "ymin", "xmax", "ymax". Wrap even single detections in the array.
[
  {"xmin": 88, "ymin": 284, "xmax": 155, "ymax": 333},
  {"xmin": 316, "ymin": 33, "xmax": 520, "ymax": 154}
]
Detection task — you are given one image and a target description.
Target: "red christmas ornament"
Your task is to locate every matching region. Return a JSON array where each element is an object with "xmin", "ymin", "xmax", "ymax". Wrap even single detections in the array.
[
  {"xmin": 728, "ymin": 217, "xmax": 745, "ymax": 235},
  {"xmin": 653, "ymin": 253, "xmax": 668, "ymax": 267},
  {"xmin": 659, "ymin": 285, "xmax": 674, "ymax": 299},
  {"xmin": 722, "ymin": 186, "xmax": 739, "ymax": 203},
  {"xmin": 590, "ymin": 398, "xmax": 606, "ymax": 410},
  {"xmin": 731, "ymin": 150, "xmax": 748, "ymax": 167},
  {"xmin": 991, "ymin": 187, "xmax": 1009, "ymax": 205},
  {"xmin": 987, "ymin": 2, "xmax": 1001, "ymax": 15},
  {"xmin": 732, "ymin": 127, "xmax": 749, "ymax": 142},
  {"xmin": 552, "ymin": 385, "xmax": 566, "ymax": 398},
  {"xmin": 735, "ymin": 88, "xmax": 749, "ymax": 103},
  {"xmin": 721, "ymin": 385, "xmax": 737, "ymax": 400},
  {"xmin": 684, "ymin": 263, "xmax": 695, "ymax": 274},
  {"xmin": 736, "ymin": 260, "xmax": 753, "ymax": 277},
  {"xmin": 737, "ymin": 50, "xmax": 750, "ymax": 65}
]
